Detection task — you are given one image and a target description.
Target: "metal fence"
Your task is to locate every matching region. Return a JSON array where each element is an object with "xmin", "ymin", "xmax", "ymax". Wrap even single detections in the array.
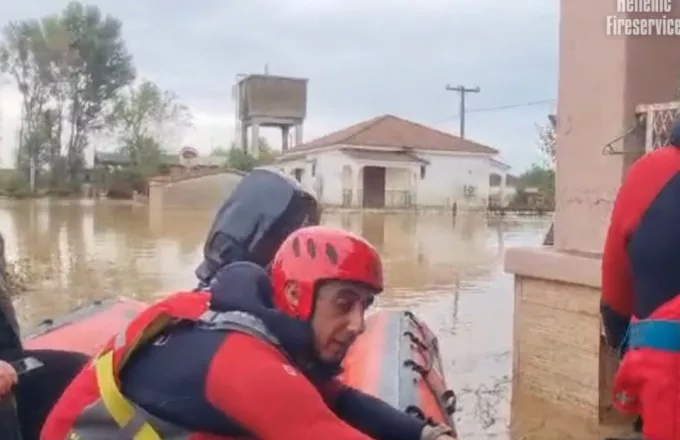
[
  {"xmin": 637, "ymin": 101, "xmax": 680, "ymax": 152},
  {"xmin": 341, "ymin": 189, "xmax": 415, "ymax": 208}
]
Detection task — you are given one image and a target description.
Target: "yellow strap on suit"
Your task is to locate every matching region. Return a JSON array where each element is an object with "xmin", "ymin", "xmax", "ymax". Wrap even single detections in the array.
[{"xmin": 94, "ymin": 314, "xmax": 175, "ymax": 440}]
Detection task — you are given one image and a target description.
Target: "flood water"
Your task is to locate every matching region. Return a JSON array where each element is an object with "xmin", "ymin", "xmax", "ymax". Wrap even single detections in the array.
[{"xmin": 0, "ymin": 199, "xmax": 603, "ymax": 439}]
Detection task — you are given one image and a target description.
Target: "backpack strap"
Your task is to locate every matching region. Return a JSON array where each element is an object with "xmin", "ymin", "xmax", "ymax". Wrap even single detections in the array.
[{"xmin": 197, "ymin": 310, "xmax": 281, "ymax": 347}]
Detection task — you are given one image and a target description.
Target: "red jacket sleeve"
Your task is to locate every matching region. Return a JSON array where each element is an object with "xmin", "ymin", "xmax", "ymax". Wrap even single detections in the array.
[
  {"xmin": 319, "ymin": 379, "xmax": 427, "ymax": 440},
  {"xmin": 205, "ymin": 333, "xmax": 375, "ymax": 440}
]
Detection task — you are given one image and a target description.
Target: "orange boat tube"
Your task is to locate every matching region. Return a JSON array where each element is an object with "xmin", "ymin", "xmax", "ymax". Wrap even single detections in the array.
[
  {"xmin": 23, "ymin": 297, "xmax": 146, "ymax": 355},
  {"xmin": 342, "ymin": 309, "xmax": 458, "ymax": 436}
]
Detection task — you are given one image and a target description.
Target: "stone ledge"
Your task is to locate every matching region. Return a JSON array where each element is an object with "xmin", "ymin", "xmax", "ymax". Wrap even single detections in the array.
[{"xmin": 505, "ymin": 246, "xmax": 601, "ymax": 289}]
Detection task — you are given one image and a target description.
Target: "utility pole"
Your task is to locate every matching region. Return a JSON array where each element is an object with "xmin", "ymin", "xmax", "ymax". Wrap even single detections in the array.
[{"xmin": 445, "ymin": 84, "xmax": 480, "ymax": 138}]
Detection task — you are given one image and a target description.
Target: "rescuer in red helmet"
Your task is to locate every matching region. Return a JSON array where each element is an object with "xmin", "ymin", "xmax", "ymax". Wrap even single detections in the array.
[
  {"xmin": 269, "ymin": 226, "xmax": 382, "ymax": 364},
  {"xmin": 41, "ymin": 226, "xmax": 454, "ymax": 440}
]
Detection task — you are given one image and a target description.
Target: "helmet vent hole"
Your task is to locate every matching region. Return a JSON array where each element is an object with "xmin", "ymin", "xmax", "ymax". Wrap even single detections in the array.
[
  {"xmin": 292, "ymin": 237, "xmax": 301, "ymax": 257},
  {"xmin": 325, "ymin": 243, "xmax": 338, "ymax": 265},
  {"xmin": 306, "ymin": 238, "xmax": 317, "ymax": 258}
]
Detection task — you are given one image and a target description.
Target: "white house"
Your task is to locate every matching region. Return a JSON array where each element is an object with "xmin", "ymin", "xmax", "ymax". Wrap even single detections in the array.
[{"xmin": 274, "ymin": 114, "xmax": 510, "ymax": 210}]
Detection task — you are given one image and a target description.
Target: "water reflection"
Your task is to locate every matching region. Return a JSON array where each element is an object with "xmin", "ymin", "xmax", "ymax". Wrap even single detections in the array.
[{"xmin": 0, "ymin": 200, "xmax": 560, "ymax": 439}]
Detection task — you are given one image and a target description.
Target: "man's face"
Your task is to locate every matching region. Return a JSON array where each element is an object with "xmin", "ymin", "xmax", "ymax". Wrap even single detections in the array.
[{"xmin": 310, "ymin": 280, "xmax": 375, "ymax": 363}]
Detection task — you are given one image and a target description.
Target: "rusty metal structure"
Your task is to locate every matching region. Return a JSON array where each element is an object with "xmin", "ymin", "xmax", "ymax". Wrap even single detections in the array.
[{"xmin": 233, "ymin": 74, "xmax": 308, "ymax": 154}]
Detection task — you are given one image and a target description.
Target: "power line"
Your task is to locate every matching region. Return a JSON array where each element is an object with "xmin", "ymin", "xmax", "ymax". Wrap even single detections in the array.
[
  {"xmin": 435, "ymin": 98, "xmax": 556, "ymax": 124},
  {"xmin": 444, "ymin": 84, "xmax": 480, "ymax": 139}
]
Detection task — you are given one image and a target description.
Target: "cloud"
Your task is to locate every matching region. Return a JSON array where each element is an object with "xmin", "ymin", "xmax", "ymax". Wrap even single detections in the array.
[{"xmin": 0, "ymin": 0, "xmax": 558, "ymax": 171}]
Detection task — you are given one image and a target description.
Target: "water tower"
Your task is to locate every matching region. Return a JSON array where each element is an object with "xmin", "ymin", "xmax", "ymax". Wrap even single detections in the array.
[{"xmin": 233, "ymin": 73, "xmax": 308, "ymax": 155}]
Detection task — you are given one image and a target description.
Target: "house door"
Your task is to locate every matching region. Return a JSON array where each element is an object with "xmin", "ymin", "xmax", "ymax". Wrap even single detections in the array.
[{"xmin": 362, "ymin": 166, "xmax": 386, "ymax": 208}]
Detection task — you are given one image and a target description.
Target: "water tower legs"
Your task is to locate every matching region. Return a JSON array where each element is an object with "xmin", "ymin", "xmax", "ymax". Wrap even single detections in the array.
[
  {"xmin": 241, "ymin": 121, "xmax": 303, "ymax": 154},
  {"xmin": 282, "ymin": 126, "xmax": 290, "ymax": 151},
  {"xmin": 295, "ymin": 123, "xmax": 302, "ymax": 146},
  {"xmin": 251, "ymin": 124, "xmax": 260, "ymax": 156},
  {"xmin": 239, "ymin": 121, "xmax": 262, "ymax": 155},
  {"xmin": 240, "ymin": 125, "xmax": 248, "ymax": 153},
  {"xmin": 281, "ymin": 123, "xmax": 303, "ymax": 151}
]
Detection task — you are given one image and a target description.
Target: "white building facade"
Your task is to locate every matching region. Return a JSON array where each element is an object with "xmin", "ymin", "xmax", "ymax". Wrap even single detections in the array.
[{"xmin": 273, "ymin": 115, "xmax": 510, "ymax": 210}]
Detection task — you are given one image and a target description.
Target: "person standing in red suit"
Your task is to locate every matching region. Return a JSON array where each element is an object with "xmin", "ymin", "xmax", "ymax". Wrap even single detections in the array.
[{"xmin": 602, "ymin": 123, "xmax": 680, "ymax": 440}]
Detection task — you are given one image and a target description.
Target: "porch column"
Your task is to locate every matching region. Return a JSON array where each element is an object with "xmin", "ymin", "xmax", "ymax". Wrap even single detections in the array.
[
  {"xmin": 499, "ymin": 173, "xmax": 507, "ymax": 207},
  {"xmin": 354, "ymin": 165, "xmax": 362, "ymax": 208},
  {"xmin": 410, "ymin": 166, "xmax": 420, "ymax": 207}
]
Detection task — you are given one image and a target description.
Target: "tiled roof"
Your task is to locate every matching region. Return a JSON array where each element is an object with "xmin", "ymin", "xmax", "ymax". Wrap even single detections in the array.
[{"xmin": 283, "ymin": 114, "xmax": 497, "ymax": 155}]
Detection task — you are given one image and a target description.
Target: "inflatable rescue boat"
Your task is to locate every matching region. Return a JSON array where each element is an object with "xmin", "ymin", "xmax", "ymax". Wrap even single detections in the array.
[{"xmin": 23, "ymin": 298, "xmax": 458, "ymax": 436}]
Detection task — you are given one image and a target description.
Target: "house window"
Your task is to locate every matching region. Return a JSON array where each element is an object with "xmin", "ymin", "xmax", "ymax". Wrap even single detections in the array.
[
  {"xmin": 420, "ymin": 165, "xmax": 426, "ymax": 179},
  {"xmin": 311, "ymin": 160, "xmax": 316, "ymax": 177}
]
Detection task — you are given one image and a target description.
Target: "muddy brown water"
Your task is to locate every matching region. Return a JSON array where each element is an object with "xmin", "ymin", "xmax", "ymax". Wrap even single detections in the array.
[{"xmin": 0, "ymin": 199, "xmax": 613, "ymax": 439}]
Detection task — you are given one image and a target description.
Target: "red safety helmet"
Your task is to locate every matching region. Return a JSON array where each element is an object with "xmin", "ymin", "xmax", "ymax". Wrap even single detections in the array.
[{"xmin": 270, "ymin": 226, "xmax": 383, "ymax": 319}]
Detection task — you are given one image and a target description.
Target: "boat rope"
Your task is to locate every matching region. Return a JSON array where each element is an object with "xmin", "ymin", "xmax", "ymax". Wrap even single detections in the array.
[{"xmin": 401, "ymin": 311, "xmax": 458, "ymax": 420}]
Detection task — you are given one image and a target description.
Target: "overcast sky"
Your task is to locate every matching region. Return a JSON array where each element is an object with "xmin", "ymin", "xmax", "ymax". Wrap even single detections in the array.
[{"xmin": 0, "ymin": 0, "xmax": 558, "ymax": 172}]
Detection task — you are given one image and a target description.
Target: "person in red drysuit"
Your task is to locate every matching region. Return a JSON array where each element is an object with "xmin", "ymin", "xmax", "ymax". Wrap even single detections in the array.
[
  {"xmin": 41, "ymin": 226, "xmax": 454, "ymax": 440},
  {"xmin": 602, "ymin": 126, "xmax": 680, "ymax": 440}
]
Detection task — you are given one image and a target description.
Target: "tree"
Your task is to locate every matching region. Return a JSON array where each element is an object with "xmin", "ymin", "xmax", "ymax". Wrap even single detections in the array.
[
  {"xmin": 210, "ymin": 146, "xmax": 231, "ymax": 160},
  {"xmin": 58, "ymin": 1, "xmax": 135, "ymax": 180},
  {"xmin": 0, "ymin": 2, "xmax": 136, "ymax": 190},
  {"xmin": 110, "ymin": 80, "xmax": 191, "ymax": 173},
  {"xmin": 35, "ymin": 15, "xmax": 73, "ymax": 174},
  {"xmin": 0, "ymin": 20, "xmax": 51, "ymax": 182},
  {"xmin": 517, "ymin": 164, "xmax": 554, "ymax": 189},
  {"xmin": 511, "ymin": 114, "xmax": 557, "ymax": 209},
  {"xmin": 255, "ymin": 137, "xmax": 278, "ymax": 164},
  {"xmin": 536, "ymin": 114, "xmax": 556, "ymax": 168},
  {"xmin": 0, "ymin": 15, "xmax": 74, "ymax": 185},
  {"xmin": 511, "ymin": 164, "xmax": 555, "ymax": 210},
  {"xmin": 211, "ymin": 137, "xmax": 279, "ymax": 172}
]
